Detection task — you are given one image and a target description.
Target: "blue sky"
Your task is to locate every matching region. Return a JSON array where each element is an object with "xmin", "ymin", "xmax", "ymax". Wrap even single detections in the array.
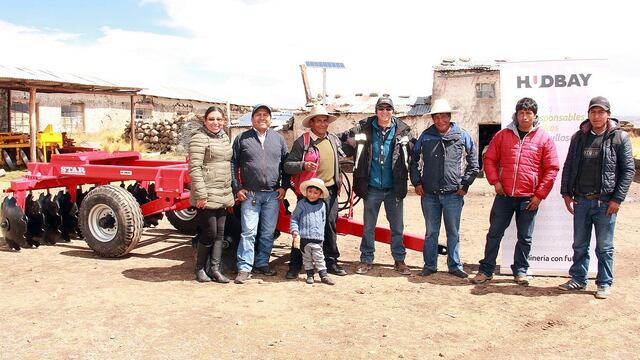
[
  {"xmin": 0, "ymin": 0, "xmax": 174, "ymax": 40},
  {"xmin": 0, "ymin": 0, "xmax": 638, "ymax": 116}
]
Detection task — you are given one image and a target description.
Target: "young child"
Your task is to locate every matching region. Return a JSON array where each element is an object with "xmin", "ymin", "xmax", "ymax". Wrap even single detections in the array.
[{"xmin": 290, "ymin": 178, "xmax": 335, "ymax": 285}]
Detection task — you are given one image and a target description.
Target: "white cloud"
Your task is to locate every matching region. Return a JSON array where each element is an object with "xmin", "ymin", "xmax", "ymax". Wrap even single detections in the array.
[{"xmin": 1, "ymin": 0, "xmax": 639, "ymax": 114}]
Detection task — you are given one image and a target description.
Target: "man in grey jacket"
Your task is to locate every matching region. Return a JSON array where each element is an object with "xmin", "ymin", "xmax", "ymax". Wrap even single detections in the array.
[{"xmin": 231, "ymin": 104, "xmax": 289, "ymax": 284}]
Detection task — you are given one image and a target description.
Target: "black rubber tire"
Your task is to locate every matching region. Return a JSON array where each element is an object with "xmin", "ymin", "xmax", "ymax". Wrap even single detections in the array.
[
  {"xmin": 79, "ymin": 185, "xmax": 143, "ymax": 257},
  {"xmin": 166, "ymin": 208, "xmax": 198, "ymax": 235}
]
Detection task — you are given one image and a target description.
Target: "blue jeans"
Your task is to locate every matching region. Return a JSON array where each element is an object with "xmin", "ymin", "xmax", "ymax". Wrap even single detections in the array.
[
  {"xmin": 236, "ymin": 191, "xmax": 280, "ymax": 272},
  {"xmin": 421, "ymin": 193, "xmax": 464, "ymax": 272},
  {"xmin": 569, "ymin": 196, "xmax": 616, "ymax": 287},
  {"xmin": 479, "ymin": 195, "xmax": 538, "ymax": 276},
  {"xmin": 361, "ymin": 187, "xmax": 406, "ymax": 263}
]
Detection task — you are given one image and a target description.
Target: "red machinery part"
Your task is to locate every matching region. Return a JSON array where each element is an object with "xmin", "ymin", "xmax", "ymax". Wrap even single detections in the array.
[{"xmin": 2, "ymin": 150, "xmax": 442, "ymax": 258}]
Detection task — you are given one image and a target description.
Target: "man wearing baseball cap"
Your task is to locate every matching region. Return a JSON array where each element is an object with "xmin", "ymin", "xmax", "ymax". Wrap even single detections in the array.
[
  {"xmin": 558, "ymin": 96, "xmax": 635, "ymax": 299},
  {"xmin": 338, "ymin": 96, "xmax": 414, "ymax": 275}
]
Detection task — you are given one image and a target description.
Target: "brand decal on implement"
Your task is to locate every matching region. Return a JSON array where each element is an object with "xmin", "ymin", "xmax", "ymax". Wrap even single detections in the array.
[
  {"xmin": 120, "ymin": 170, "xmax": 132, "ymax": 176},
  {"xmin": 60, "ymin": 166, "xmax": 86, "ymax": 175}
]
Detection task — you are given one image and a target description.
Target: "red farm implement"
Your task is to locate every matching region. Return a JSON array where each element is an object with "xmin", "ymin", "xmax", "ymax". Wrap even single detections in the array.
[{"xmin": 1, "ymin": 151, "xmax": 445, "ymax": 261}]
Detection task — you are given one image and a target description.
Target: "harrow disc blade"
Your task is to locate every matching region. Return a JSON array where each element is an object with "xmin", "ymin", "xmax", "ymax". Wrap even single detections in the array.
[
  {"xmin": 127, "ymin": 182, "xmax": 149, "ymax": 205},
  {"xmin": 38, "ymin": 193, "xmax": 62, "ymax": 245},
  {"xmin": 147, "ymin": 183, "xmax": 158, "ymax": 200},
  {"xmin": 0, "ymin": 197, "xmax": 28, "ymax": 250},
  {"xmin": 2, "ymin": 149, "xmax": 17, "ymax": 171},
  {"xmin": 36, "ymin": 148, "xmax": 44, "ymax": 162},
  {"xmin": 127, "ymin": 182, "xmax": 161, "ymax": 227},
  {"xmin": 20, "ymin": 149, "xmax": 30, "ymax": 166},
  {"xmin": 55, "ymin": 191, "xmax": 79, "ymax": 241},
  {"xmin": 25, "ymin": 193, "xmax": 44, "ymax": 247}
]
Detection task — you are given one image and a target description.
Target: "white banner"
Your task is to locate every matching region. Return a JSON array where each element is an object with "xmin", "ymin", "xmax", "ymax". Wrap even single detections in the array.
[{"xmin": 498, "ymin": 59, "xmax": 609, "ymax": 275}]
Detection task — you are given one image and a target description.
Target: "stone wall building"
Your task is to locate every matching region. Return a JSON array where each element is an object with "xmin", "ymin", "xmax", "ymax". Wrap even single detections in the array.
[
  {"xmin": 431, "ymin": 59, "xmax": 502, "ymax": 167},
  {"xmin": 4, "ymin": 90, "xmax": 250, "ymax": 135}
]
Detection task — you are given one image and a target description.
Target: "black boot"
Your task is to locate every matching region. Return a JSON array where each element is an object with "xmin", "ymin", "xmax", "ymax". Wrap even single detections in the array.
[
  {"xmin": 208, "ymin": 238, "xmax": 229, "ymax": 283},
  {"xmin": 195, "ymin": 244, "xmax": 212, "ymax": 282},
  {"xmin": 209, "ymin": 265, "xmax": 230, "ymax": 283}
]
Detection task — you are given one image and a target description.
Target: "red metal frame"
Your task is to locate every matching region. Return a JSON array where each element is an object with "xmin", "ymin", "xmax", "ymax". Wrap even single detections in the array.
[
  {"xmin": 5, "ymin": 150, "xmax": 426, "ymax": 252},
  {"xmin": 5, "ymin": 151, "xmax": 191, "ymax": 215},
  {"xmin": 275, "ymin": 201, "xmax": 424, "ymax": 253}
]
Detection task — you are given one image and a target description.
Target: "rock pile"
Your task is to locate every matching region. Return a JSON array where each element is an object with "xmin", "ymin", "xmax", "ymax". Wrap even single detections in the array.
[{"xmin": 123, "ymin": 113, "xmax": 203, "ymax": 154}]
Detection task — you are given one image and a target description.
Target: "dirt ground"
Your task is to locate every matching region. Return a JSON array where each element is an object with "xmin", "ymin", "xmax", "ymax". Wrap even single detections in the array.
[{"xmin": 1, "ymin": 174, "xmax": 640, "ymax": 360}]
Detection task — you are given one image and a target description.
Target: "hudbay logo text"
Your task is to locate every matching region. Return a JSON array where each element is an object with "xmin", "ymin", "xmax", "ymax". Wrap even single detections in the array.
[{"xmin": 517, "ymin": 73, "xmax": 592, "ymax": 88}]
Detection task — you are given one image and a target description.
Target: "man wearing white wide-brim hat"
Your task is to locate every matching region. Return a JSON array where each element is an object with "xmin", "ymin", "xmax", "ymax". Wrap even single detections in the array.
[
  {"xmin": 410, "ymin": 98, "xmax": 479, "ymax": 279},
  {"xmin": 284, "ymin": 104, "xmax": 347, "ymax": 278}
]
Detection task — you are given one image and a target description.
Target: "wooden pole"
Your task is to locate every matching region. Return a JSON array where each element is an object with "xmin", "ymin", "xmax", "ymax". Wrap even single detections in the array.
[
  {"xmin": 130, "ymin": 95, "xmax": 135, "ymax": 152},
  {"xmin": 226, "ymin": 100, "xmax": 231, "ymax": 128},
  {"xmin": 7, "ymin": 90, "xmax": 12, "ymax": 131},
  {"xmin": 299, "ymin": 64, "xmax": 312, "ymax": 104},
  {"xmin": 29, "ymin": 87, "xmax": 37, "ymax": 161}
]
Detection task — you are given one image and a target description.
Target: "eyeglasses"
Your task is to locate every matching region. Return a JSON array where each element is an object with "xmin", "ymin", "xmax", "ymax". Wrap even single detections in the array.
[
  {"xmin": 206, "ymin": 117, "xmax": 225, "ymax": 122},
  {"xmin": 376, "ymin": 107, "xmax": 393, "ymax": 111}
]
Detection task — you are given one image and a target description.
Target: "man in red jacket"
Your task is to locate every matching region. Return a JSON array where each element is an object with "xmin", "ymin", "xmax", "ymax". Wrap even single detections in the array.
[{"xmin": 471, "ymin": 97, "xmax": 559, "ymax": 286}]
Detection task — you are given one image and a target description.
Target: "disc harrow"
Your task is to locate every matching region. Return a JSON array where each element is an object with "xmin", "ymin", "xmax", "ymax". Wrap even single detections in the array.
[
  {"xmin": 1, "ymin": 151, "xmax": 191, "ymax": 255},
  {"xmin": 1, "ymin": 150, "xmax": 445, "ymax": 259}
]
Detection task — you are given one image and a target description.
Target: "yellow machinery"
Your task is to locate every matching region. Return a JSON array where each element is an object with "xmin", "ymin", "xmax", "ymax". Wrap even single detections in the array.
[{"xmin": 0, "ymin": 125, "xmax": 63, "ymax": 170}]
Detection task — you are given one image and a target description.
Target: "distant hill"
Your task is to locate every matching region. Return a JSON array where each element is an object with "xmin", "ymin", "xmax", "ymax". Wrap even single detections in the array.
[{"xmin": 619, "ymin": 115, "xmax": 640, "ymax": 128}]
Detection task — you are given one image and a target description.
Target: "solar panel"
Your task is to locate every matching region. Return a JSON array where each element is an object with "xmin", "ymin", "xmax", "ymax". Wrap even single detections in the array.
[{"xmin": 305, "ymin": 61, "xmax": 345, "ymax": 69}]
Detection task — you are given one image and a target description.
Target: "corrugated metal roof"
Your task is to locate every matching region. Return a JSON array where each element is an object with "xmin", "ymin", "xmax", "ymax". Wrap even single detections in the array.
[
  {"xmin": 433, "ymin": 60, "xmax": 500, "ymax": 72},
  {"xmin": 323, "ymin": 94, "xmax": 416, "ymax": 114},
  {"xmin": 230, "ymin": 111, "xmax": 294, "ymax": 131},
  {"xmin": 139, "ymin": 86, "xmax": 226, "ymax": 104},
  {"xmin": 406, "ymin": 96, "xmax": 431, "ymax": 116},
  {"xmin": 0, "ymin": 65, "xmax": 141, "ymax": 93}
]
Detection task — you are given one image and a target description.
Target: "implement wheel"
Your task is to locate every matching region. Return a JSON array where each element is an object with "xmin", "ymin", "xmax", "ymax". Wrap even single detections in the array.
[
  {"xmin": 166, "ymin": 208, "xmax": 198, "ymax": 235},
  {"xmin": 79, "ymin": 185, "xmax": 143, "ymax": 257}
]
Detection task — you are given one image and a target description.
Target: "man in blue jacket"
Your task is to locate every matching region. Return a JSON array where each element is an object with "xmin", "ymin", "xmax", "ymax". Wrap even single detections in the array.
[
  {"xmin": 339, "ymin": 97, "xmax": 413, "ymax": 275},
  {"xmin": 558, "ymin": 96, "xmax": 635, "ymax": 299},
  {"xmin": 231, "ymin": 104, "xmax": 289, "ymax": 284},
  {"xmin": 410, "ymin": 99, "xmax": 479, "ymax": 278}
]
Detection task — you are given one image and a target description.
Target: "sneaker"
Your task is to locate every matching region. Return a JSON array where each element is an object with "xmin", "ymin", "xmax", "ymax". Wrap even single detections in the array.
[
  {"xmin": 234, "ymin": 271, "xmax": 252, "ymax": 284},
  {"xmin": 394, "ymin": 261, "xmax": 411, "ymax": 275},
  {"xmin": 306, "ymin": 275, "xmax": 314, "ymax": 284},
  {"xmin": 327, "ymin": 263, "xmax": 347, "ymax": 276},
  {"xmin": 355, "ymin": 262, "xmax": 373, "ymax": 274},
  {"xmin": 594, "ymin": 285, "xmax": 611, "ymax": 299},
  {"xmin": 321, "ymin": 276, "xmax": 335, "ymax": 286},
  {"xmin": 449, "ymin": 269, "xmax": 469, "ymax": 279},
  {"xmin": 419, "ymin": 268, "xmax": 436, "ymax": 277},
  {"xmin": 514, "ymin": 274, "xmax": 530, "ymax": 286},
  {"xmin": 558, "ymin": 279, "xmax": 586, "ymax": 291},
  {"xmin": 470, "ymin": 272, "xmax": 493, "ymax": 284},
  {"xmin": 252, "ymin": 266, "xmax": 277, "ymax": 276}
]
